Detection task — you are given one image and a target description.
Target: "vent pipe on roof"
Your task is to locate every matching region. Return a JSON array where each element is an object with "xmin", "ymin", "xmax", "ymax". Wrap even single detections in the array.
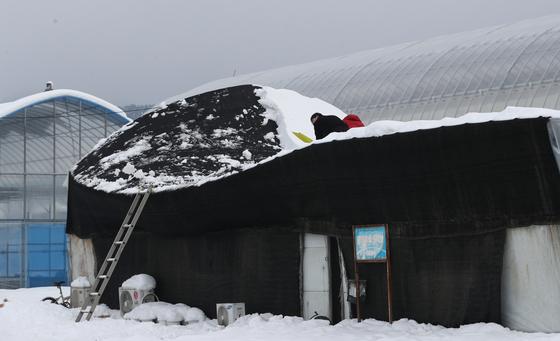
[{"xmin": 45, "ymin": 81, "xmax": 53, "ymax": 91}]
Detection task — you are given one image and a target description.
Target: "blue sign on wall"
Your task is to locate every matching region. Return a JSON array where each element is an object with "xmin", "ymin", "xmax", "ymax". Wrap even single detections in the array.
[{"xmin": 354, "ymin": 225, "xmax": 387, "ymax": 262}]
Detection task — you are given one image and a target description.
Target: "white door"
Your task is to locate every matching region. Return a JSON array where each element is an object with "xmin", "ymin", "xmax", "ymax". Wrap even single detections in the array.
[{"xmin": 302, "ymin": 233, "xmax": 331, "ymax": 319}]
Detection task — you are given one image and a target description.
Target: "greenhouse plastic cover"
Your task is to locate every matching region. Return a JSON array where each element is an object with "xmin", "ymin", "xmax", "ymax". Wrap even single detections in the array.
[
  {"xmin": 502, "ymin": 225, "xmax": 560, "ymax": 332},
  {"xmin": 173, "ymin": 16, "xmax": 560, "ymax": 124},
  {"xmin": 0, "ymin": 89, "xmax": 128, "ymax": 121}
]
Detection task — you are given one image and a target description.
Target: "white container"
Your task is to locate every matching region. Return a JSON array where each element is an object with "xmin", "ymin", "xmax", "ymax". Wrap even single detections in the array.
[
  {"xmin": 216, "ymin": 303, "xmax": 245, "ymax": 326},
  {"xmin": 70, "ymin": 286, "xmax": 91, "ymax": 308}
]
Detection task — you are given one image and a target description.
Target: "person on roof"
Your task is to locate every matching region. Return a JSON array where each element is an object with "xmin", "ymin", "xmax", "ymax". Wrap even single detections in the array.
[{"xmin": 310, "ymin": 112, "xmax": 349, "ymax": 140}]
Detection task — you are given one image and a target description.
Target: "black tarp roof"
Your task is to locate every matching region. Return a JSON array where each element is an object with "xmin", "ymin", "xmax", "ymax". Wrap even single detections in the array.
[
  {"xmin": 68, "ymin": 113, "xmax": 560, "ymax": 239},
  {"xmin": 72, "ymin": 85, "xmax": 280, "ymax": 193}
]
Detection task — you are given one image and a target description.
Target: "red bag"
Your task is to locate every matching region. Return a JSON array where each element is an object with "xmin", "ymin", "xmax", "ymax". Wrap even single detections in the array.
[{"xmin": 343, "ymin": 114, "xmax": 365, "ymax": 128}]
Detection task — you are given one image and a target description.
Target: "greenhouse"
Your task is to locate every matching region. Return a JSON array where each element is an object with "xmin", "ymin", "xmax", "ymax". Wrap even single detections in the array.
[
  {"xmin": 0, "ymin": 89, "xmax": 129, "ymax": 288},
  {"xmin": 179, "ymin": 15, "xmax": 560, "ymax": 124},
  {"xmin": 66, "ymin": 85, "xmax": 560, "ymax": 332}
]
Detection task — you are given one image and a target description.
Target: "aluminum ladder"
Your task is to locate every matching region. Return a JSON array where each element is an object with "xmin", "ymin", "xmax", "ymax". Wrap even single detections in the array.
[{"xmin": 75, "ymin": 187, "xmax": 152, "ymax": 322}]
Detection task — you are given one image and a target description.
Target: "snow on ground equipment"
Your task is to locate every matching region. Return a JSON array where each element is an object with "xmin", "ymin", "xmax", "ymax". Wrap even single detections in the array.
[
  {"xmin": 70, "ymin": 276, "xmax": 92, "ymax": 308},
  {"xmin": 75, "ymin": 187, "xmax": 152, "ymax": 322},
  {"xmin": 216, "ymin": 303, "xmax": 245, "ymax": 326}
]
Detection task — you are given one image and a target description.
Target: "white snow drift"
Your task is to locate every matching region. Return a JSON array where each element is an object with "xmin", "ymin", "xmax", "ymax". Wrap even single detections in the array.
[
  {"xmin": 0, "ymin": 287, "xmax": 556, "ymax": 341},
  {"xmin": 124, "ymin": 302, "xmax": 206, "ymax": 324}
]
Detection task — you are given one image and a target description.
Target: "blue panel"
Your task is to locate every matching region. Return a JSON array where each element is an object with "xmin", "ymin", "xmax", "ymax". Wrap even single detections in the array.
[
  {"xmin": 28, "ymin": 245, "xmax": 49, "ymax": 271},
  {"xmin": 50, "ymin": 251, "xmax": 65, "ymax": 270},
  {"xmin": 7, "ymin": 243, "xmax": 21, "ymax": 277},
  {"xmin": 26, "ymin": 223, "xmax": 67, "ymax": 287},
  {"xmin": 28, "ymin": 271, "xmax": 52, "ymax": 287},
  {"xmin": 0, "ymin": 250, "xmax": 6, "ymax": 276},
  {"xmin": 28, "ymin": 226, "xmax": 49, "ymax": 244},
  {"xmin": 50, "ymin": 226, "xmax": 65, "ymax": 243},
  {"xmin": 0, "ymin": 224, "xmax": 23, "ymax": 279}
]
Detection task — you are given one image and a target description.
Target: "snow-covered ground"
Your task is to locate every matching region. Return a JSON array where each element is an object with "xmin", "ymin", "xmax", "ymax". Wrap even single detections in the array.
[{"xmin": 1, "ymin": 287, "xmax": 558, "ymax": 341}]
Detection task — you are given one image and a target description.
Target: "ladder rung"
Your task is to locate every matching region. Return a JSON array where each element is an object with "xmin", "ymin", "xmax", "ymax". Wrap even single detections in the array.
[
  {"xmin": 89, "ymin": 292, "xmax": 100, "ymax": 296},
  {"xmin": 114, "ymin": 241, "xmax": 125, "ymax": 245},
  {"xmin": 80, "ymin": 310, "xmax": 92, "ymax": 314},
  {"xmin": 123, "ymin": 224, "xmax": 132, "ymax": 228},
  {"xmin": 107, "ymin": 258, "xmax": 116, "ymax": 262}
]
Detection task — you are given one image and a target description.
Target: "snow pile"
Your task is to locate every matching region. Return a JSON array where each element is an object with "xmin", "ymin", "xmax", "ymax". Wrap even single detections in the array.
[
  {"xmin": 123, "ymin": 302, "xmax": 206, "ymax": 324},
  {"xmin": 225, "ymin": 314, "xmax": 554, "ymax": 340},
  {"xmin": 255, "ymin": 86, "xmax": 346, "ymax": 149},
  {"xmin": 315, "ymin": 106, "xmax": 560, "ymax": 144},
  {"xmin": 256, "ymin": 86, "xmax": 560, "ymax": 148},
  {"xmin": 70, "ymin": 276, "xmax": 91, "ymax": 288},
  {"xmin": 0, "ymin": 287, "xmax": 219, "ymax": 341},
  {"xmin": 251, "ymin": 100, "xmax": 560, "ymax": 166},
  {"xmin": 92, "ymin": 303, "xmax": 113, "ymax": 318},
  {"xmin": 122, "ymin": 274, "xmax": 156, "ymax": 291},
  {"xmin": 0, "ymin": 287, "xmax": 556, "ymax": 341}
]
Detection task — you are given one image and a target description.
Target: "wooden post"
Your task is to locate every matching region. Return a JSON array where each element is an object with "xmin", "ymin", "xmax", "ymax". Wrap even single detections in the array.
[
  {"xmin": 385, "ymin": 224, "xmax": 393, "ymax": 323},
  {"xmin": 354, "ymin": 262, "xmax": 361, "ymax": 322},
  {"xmin": 352, "ymin": 226, "xmax": 362, "ymax": 322}
]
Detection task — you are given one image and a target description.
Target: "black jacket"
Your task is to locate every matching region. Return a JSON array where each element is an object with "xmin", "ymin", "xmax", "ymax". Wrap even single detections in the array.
[{"xmin": 313, "ymin": 114, "xmax": 349, "ymax": 139}]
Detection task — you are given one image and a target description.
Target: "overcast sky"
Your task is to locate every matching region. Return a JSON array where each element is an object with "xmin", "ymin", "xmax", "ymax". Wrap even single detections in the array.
[{"xmin": 2, "ymin": 0, "xmax": 560, "ymax": 106}]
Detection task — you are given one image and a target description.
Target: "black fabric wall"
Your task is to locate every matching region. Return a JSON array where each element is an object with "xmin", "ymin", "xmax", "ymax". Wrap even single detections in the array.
[
  {"xmin": 67, "ymin": 117, "xmax": 560, "ymax": 327},
  {"xmin": 337, "ymin": 228, "xmax": 505, "ymax": 326},
  {"xmin": 92, "ymin": 228, "xmax": 301, "ymax": 318}
]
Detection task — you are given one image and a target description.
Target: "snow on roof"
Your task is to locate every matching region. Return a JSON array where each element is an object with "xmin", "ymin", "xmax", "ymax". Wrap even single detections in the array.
[
  {"xmin": 311, "ymin": 106, "xmax": 560, "ymax": 145},
  {"xmin": 72, "ymin": 84, "xmax": 560, "ymax": 194},
  {"xmin": 121, "ymin": 274, "xmax": 156, "ymax": 291},
  {"xmin": 0, "ymin": 89, "xmax": 129, "ymax": 122},
  {"xmin": 72, "ymin": 85, "xmax": 281, "ymax": 193},
  {"xmin": 255, "ymin": 87, "xmax": 345, "ymax": 150},
  {"xmin": 258, "ymin": 86, "xmax": 560, "ymax": 147}
]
